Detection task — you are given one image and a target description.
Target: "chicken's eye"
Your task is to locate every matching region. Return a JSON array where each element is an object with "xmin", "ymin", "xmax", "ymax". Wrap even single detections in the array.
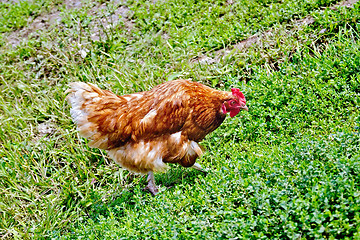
[{"xmin": 230, "ymin": 100, "xmax": 236, "ymax": 106}]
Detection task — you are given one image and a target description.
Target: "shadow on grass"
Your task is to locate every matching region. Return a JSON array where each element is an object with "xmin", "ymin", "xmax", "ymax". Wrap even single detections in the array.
[
  {"xmin": 159, "ymin": 167, "xmax": 208, "ymax": 189},
  {"xmin": 83, "ymin": 166, "xmax": 208, "ymax": 220}
]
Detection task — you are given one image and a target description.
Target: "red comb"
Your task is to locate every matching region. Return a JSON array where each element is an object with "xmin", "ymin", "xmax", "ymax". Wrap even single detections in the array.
[{"xmin": 231, "ymin": 88, "xmax": 245, "ymax": 100}]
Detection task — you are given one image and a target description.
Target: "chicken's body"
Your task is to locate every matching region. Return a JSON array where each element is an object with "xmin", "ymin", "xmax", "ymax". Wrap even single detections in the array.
[{"xmin": 66, "ymin": 79, "xmax": 247, "ymax": 194}]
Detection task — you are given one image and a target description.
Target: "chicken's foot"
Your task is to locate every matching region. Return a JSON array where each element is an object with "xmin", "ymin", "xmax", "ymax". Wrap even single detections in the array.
[
  {"xmin": 144, "ymin": 171, "xmax": 159, "ymax": 196},
  {"xmin": 192, "ymin": 163, "xmax": 208, "ymax": 173}
]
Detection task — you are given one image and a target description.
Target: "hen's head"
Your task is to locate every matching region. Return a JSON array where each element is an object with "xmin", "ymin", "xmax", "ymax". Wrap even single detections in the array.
[{"xmin": 221, "ymin": 88, "xmax": 248, "ymax": 117}]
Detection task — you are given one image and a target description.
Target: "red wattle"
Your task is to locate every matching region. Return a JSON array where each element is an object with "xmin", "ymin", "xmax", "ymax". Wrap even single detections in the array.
[{"xmin": 230, "ymin": 109, "xmax": 240, "ymax": 117}]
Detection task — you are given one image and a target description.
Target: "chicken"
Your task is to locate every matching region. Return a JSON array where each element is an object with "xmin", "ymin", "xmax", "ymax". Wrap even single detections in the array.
[{"xmin": 66, "ymin": 79, "xmax": 248, "ymax": 195}]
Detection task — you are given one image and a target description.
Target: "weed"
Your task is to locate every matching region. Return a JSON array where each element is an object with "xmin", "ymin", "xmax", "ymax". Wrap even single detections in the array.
[{"xmin": 0, "ymin": 0, "xmax": 359, "ymax": 239}]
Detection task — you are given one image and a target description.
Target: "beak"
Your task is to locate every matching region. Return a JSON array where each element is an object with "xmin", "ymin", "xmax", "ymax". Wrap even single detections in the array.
[{"xmin": 241, "ymin": 105, "xmax": 248, "ymax": 111}]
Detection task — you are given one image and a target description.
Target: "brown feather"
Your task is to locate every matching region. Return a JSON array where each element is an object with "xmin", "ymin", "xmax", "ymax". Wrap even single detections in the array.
[{"xmin": 66, "ymin": 79, "xmax": 236, "ymax": 174}]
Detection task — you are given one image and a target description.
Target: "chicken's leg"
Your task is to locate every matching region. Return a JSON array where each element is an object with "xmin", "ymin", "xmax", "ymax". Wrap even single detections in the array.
[
  {"xmin": 191, "ymin": 162, "xmax": 208, "ymax": 173},
  {"xmin": 144, "ymin": 171, "xmax": 159, "ymax": 195}
]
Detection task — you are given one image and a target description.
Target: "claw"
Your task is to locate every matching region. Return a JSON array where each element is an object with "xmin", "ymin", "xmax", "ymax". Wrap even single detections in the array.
[
  {"xmin": 144, "ymin": 185, "xmax": 158, "ymax": 195},
  {"xmin": 144, "ymin": 171, "xmax": 159, "ymax": 196},
  {"xmin": 192, "ymin": 162, "xmax": 208, "ymax": 173}
]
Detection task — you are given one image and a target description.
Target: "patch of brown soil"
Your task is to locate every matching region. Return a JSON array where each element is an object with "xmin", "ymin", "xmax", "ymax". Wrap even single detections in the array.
[
  {"xmin": 5, "ymin": 0, "xmax": 133, "ymax": 47},
  {"xmin": 6, "ymin": 0, "xmax": 82, "ymax": 47},
  {"xmin": 192, "ymin": 0, "xmax": 359, "ymax": 65},
  {"xmin": 7, "ymin": 10, "xmax": 62, "ymax": 46},
  {"xmin": 330, "ymin": 0, "xmax": 359, "ymax": 9},
  {"xmin": 87, "ymin": 1, "xmax": 132, "ymax": 41}
]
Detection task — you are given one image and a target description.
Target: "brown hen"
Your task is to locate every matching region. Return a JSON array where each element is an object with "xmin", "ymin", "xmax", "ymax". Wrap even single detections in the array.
[{"xmin": 66, "ymin": 79, "xmax": 248, "ymax": 195}]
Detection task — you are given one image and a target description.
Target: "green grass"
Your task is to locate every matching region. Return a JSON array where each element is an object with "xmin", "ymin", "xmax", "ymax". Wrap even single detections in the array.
[
  {"xmin": 0, "ymin": 0, "xmax": 60, "ymax": 33},
  {"xmin": 0, "ymin": 0, "xmax": 359, "ymax": 239}
]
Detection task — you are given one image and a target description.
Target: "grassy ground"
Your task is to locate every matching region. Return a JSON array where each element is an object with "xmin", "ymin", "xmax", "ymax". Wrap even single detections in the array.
[{"xmin": 0, "ymin": 0, "xmax": 359, "ymax": 239}]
